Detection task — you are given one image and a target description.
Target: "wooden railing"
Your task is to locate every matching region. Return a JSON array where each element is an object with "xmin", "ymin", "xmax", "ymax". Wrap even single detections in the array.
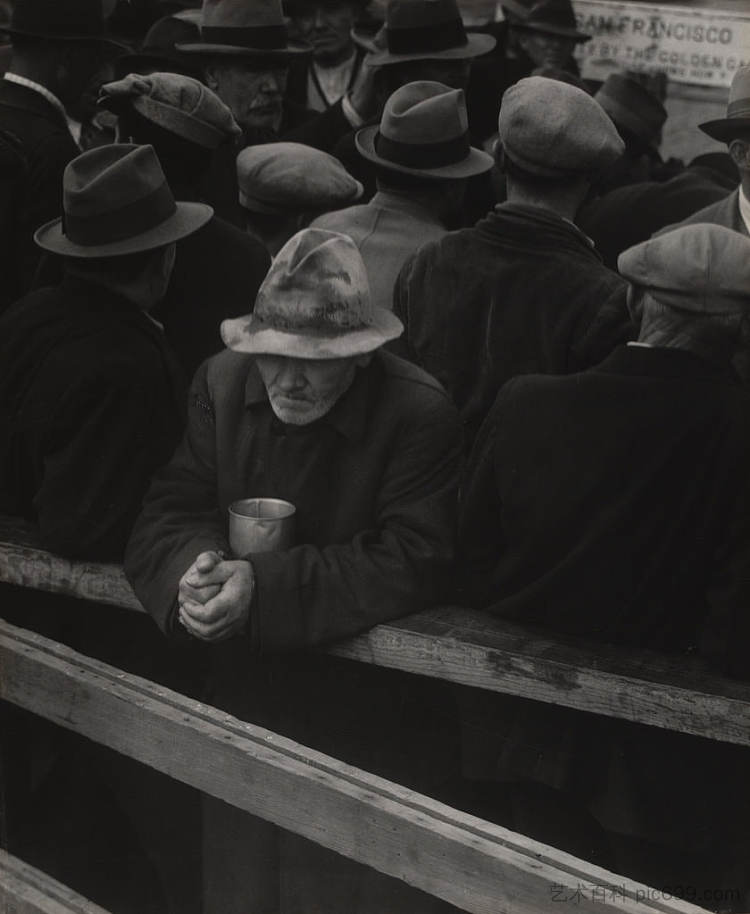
[
  {"xmin": 0, "ymin": 849, "xmax": 111, "ymax": 914},
  {"xmin": 2, "ymin": 517, "xmax": 749, "ymax": 747},
  {"xmin": 1, "ymin": 516, "xmax": 742, "ymax": 914}
]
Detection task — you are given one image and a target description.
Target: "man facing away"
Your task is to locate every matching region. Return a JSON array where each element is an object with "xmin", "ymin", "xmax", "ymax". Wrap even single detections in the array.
[
  {"xmin": 0, "ymin": 143, "xmax": 211, "ymax": 560},
  {"xmin": 125, "ymin": 228, "xmax": 464, "ymax": 914},
  {"xmin": 458, "ymin": 223, "xmax": 750, "ymax": 904},
  {"xmin": 393, "ymin": 75, "xmax": 634, "ymax": 445},
  {"xmin": 0, "ymin": 0, "xmax": 123, "ymax": 310},
  {"xmin": 312, "ymin": 80, "xmax": 493, "ymax": 310}
]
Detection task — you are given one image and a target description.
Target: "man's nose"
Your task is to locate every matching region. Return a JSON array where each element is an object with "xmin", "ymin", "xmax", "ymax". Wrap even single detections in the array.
[
  {"xmin": 276, "ymin": 363, "xmax": 307, "ymax": 392},
  {"xmin": 259, "ymin": 71, "xmax": 284, "ymax": 93}
]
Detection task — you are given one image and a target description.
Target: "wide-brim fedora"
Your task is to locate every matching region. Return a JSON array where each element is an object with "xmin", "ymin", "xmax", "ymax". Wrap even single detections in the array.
[
  {"xmin": 351, "ymin": 0, "xmax": 495, "ymax": 66},
  {"xmin": 2, "ymin": 0, "xmax": 127, "ymax": 50},
  {"xmin": 34, "ymin": 143, "xmax": 212, "ymax": 258},
  {"xmin": 222, "ymin": 228, "xmax": 404, "ymax": 359},
  {"xmin": 700, "ymin": 67, "xmax": 750, "ymax": 142},
  {"xmin": 355, "ymin": 80, "xmax": 494, "ymax": 179},
  {"xmin": 178, "ymin": 0, "xmax": 309, "ymax": 57},
  {"xmin": 513, "ymin": 0, "xmax": 590, "ymax": 43}
]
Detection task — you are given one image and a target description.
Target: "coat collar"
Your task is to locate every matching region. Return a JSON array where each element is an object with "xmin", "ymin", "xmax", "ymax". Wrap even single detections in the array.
[
  {"xmin": 480, "ymin": 203, "xmax": 600, "ymax": 258},
  {"xmin": 369, "ymin": 191, "xmax": 444, "ymax": 227},
  {"xmin": 0, "ymin": 76, "xmax": 70, "ymax": 129},
  {"xmin": 244, "ymin": 352, "xmax": 381, "ymax": 442},
  {"xmin": 597, "ymin": 343, "xmax": 739, "ymax": 382}
]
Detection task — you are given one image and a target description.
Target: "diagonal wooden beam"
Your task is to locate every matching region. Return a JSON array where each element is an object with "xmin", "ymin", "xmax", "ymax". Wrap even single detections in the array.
[
  {"xmin": 0, "ymin": 849, "xmax": 110, "ymax": 914},
  {"xmin": 0, "ymin": 619, "xmax": 710, "ymax": 914}
]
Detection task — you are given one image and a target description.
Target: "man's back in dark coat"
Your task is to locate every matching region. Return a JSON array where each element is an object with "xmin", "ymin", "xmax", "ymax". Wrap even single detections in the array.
[
  {"xmin": 0, "ymin": 275, "xmax": 186, "ymax": 560},
  {"xmin": 0, "ymin": 79, "xmax": 78, "ymax": 311},
  {"xmin": 393, "ymin": 203, "xmax": 634, "ymax": 443},
  {"xmin": 460, "ymin": 344, "xmax": 750, "ymax": 660},
  {"xmin": 154, "ymin": 215, "xmax": 270, "ymax": 378}
]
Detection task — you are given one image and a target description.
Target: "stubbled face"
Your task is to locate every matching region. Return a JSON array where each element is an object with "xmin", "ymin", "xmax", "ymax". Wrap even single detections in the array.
[
  {"xmin": 255, "ymin": 354, "xmax": 359, "ymax": 425},
  {"xmin": 294, "ymin": 1, "xmax": 356, "ymax": 65},
  {"xmin": 206, "ymin": 61, "xmax": 288, "ymax": 133},
  {"xmin": 518, "ymin": 31, "xmax": 576, "ymax": 68}
]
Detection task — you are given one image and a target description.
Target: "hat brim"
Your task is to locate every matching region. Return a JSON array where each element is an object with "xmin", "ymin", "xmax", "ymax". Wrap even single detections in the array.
[
  {"xmin": 221, "ymin": 307, "xmax": 404, "ymax": 358},
  {"xmin": 34, "ymin": 201, "xmax": 213, "ymax": 258},
  {"xmin": 513, "ymin": 22, "xmax": 590, "ymax": 42},
  {"xmin": 356, "ymin": 31, "xmax": 495, "ymax": 65},
  {"xmin": 698, "ymin": 117, "xmax": 750, "ymax": 143},
  {"xmin": 0, "ymin": 26, "xmax": 128, "ymax": 51},
  {"xmin": 355, "ymin": 125, "xmax": 494, "ymax": 179},
  {"xmin": 176, "ymin": 39, "xmax": 309, "ymax": 56}
]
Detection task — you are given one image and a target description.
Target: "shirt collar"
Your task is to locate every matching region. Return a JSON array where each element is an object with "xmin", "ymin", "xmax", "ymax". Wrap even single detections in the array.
[
  {"xmin": 739, "ymin": 185, "xmax": 750, "ymax": 235},
  {"xmin": 244, "ymin": 354, "xmax": 378, "ymax": 443}
]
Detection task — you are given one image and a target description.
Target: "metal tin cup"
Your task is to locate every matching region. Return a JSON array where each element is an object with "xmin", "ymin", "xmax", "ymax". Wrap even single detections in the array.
[{"xmin": 228, "ymin": 497, "xmax": 296, "ymax": 557}]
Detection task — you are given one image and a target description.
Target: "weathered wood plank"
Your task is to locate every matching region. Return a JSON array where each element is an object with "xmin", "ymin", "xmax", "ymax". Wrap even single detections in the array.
[
  {"xmin": 0, "ymin": 849, "xmax": 109, "ymax": 914},
  {"xmin": 1, "ymin": 517, "xmax": 748, "ymax": 746},
  {"xmin": 0, "ymin": 621, "xmax": 709, "ymax": 914}
]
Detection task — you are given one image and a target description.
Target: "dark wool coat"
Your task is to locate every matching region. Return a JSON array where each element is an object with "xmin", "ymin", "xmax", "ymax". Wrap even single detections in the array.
[
  {"xmin": 578, "ymin": 166, "xmax": 736, "ymax": 270},
  {"xmin": 665, "ymin": 185, "xmax": 747, "ymax": 235},
  {"xmin": 154, "ymin": 215, "xmax": 270, "ymax": 378},
  {"xmin": 0, "ymin": 276, "xmax": 187, "ymax": 561},
  {"xmin": 0, "ymin": 80, "xmax": 79, "ymax": 312},
  {"xmin": 392, "ymin": 204, "xmax": 635, "ymax": 444},
  {"xmin": 457, "ymin": 345, "xmax": 750, "ymax": 868},
  {"xmin": 125, "ymin": 347, "xmax": 463, "ymax": 779}
]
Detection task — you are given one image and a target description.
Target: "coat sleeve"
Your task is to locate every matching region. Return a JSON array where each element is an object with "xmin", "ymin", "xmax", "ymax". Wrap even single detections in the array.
[
  {"xmin": 124, "ymin": 361, "xmax": 230, "ymax": 633},
  {"xmin": 247, "ymin": 390, "xmax": 464, "ymax": 652}
]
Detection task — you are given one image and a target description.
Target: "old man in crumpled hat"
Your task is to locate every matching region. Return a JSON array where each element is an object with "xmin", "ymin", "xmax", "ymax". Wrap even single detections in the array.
[{"xmin": 125, "ymin": 227, "xmax": 464, "ymax": 914}]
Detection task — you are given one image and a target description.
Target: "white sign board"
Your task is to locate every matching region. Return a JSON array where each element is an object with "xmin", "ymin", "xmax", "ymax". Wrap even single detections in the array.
[{"xmin": 572, "ymin": 0, "xmax": 750, "ymax": 87}]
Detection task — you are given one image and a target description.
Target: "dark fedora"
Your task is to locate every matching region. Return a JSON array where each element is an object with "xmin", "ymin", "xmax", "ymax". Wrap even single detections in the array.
[
  {"xmin": 178, "ymin": 0, "xmax": 309, "ymax": 58},
  {"xmin": 113, "ymin": 13, "xmax": 203, "ymax": 79},
  {"xmin": 356, "ymin": 80, "xmax": 493, "ymax": 178},
  {"xmin": 2, "ymin": 0, "xmax": 126, "ymax": 48},
  {"xmin": 513, "ymin": 0, "xmax": 590, "ymax": 43},
  {"xmin": 35, "ymin": 144, "xmax": 212, "ymax": 258},
  {"xmin": 595, "ymin": 73, "xmax": 667, "ymax": 150},
  {"xmin": 700, "ymin": 66, "xmax": 750, "ymax": 143},
  {"xmin": 351, "ymin": 0, "xmax": 495, "ymax": 66}
]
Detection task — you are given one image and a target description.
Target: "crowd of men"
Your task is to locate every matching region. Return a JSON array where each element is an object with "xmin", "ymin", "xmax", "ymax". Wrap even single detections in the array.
[{"xmin": 1, "ymin": 0, "xmax": 750, "ymax": 912}]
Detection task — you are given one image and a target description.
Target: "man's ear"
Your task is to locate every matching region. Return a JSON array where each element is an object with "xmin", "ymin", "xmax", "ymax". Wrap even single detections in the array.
[
  {"xmin": 626, "ymin": 283, "xmax": 645, "ymax": 326},
  {"xmin": 728, "ymin": 138, "xmax": 750, "ymax": 170},
  {"xmin": 204, "ymin": 65, "xmax": 220, "ymax": 92}
]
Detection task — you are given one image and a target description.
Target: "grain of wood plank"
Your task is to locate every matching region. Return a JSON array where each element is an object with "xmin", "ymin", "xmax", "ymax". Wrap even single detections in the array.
[
  {"xmin": 0, "ymin": 621, "xmax": 710, "ymax": 914},
  {"xmin": 1, "ymin": 517, "xmax": 747, "ymax": 746},
  {"xmin": 0, "ymin": 849, "xmax": 110, "ymax": 914}
]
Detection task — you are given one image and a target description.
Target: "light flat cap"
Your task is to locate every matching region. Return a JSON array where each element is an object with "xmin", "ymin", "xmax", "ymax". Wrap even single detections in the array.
[
  {"xmin": 618, "ymin": 224, "xmax": 750, "ymax": 315},
  {"xmin": 237, "ymin": 142, "xmax": 364, "ymax": 214},
  {"xmin": 498, "ymin": 75, "xmax": 624, "ymax": 178},
  {"xmin": 99, "ymin": 72, "xmax": 240, "ymax": 149}
]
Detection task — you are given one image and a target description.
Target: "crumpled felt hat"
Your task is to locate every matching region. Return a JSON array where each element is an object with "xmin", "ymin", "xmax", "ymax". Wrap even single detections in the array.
[
  {"xmin": 35, "ymin": 144, "xmax": 212, "ymax": 258},
  {"xmin": 221, "ymin": 228, "xmax": 404, "ymax": 359},
  {"xmin": 618, "ymin": 223, "xmax": 750, "ymax": 315},
  {"xmin": 700, "ymin": 65, "xmax": 750, "ymax": 143},
  {"xmin": 356, "ymin": 80, "xmax": 494, "ymax": 179},
  {"xmin": 177, "ymin": 0, "xmax": 309, "ymax": 58},
  {"xmin": 237, "ymin": 142, "xmax": 363, "ymax": 214},
  {"xmin": 595, "ymin": 73, "xmax": 667, "ymax": 150},
  {"xmin": 512, "ymin": 0, "xmax": 590, "ymax": 42},
  {"xmin": 498, "ymin": 75, "xmax": 624, "ymax": 177},
  {"xmin": 99, "ymin": 72, "xmax": 241, "ymax": 149},
  {"xmin": 1, "ymin": 0, "xmax": 126, "ymax": 50},
  {"xmin": 351, "ymin": 0, "xmax": 495, "ymax": 66}
]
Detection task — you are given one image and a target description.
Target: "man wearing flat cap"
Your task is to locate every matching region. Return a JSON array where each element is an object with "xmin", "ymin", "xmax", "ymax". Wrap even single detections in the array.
[
  {"xmin": 125, "ymin": 228, "xmax": 464, "ymax": 914},
  {"xmin": 313, "ymin": 80, "xmax": 493, "ymax": 311},
  {"xmin": 457, "ymin": 223, "xmax": 750, "ymax": 901},
  {"xmin": 0, "ymin": 143, "xmax": 212, "ymax": 560},
  {"xmin": 99, "ymin": 70, "xmax": 271, "ymax": 376},
  {"xmin": 393, "ymin": 75, "xmax": 634, "ymax": 446},
  {"xmin": 237, "ymin": 140, "xmax": 363, "ymax": 255}
]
